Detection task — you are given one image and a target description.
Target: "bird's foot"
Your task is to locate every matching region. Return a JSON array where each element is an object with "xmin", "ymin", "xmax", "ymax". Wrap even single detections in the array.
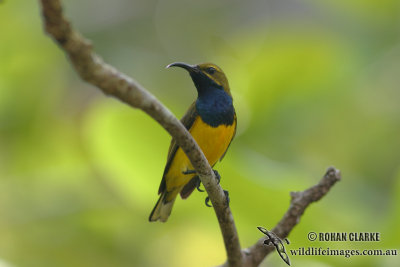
[
  {"xmin": 213, "ymin": 170, "xmax": 221, "ymax": 184},
  {"xmin": 183, "ymin": 169, "xmax": 225, "ymax": 203},
  {"xmin": 182, "ymin": 169, "xmax": 221, "ymax": 188},
  {"xmin": 197, "ymin": 170, "xmax": 220, "ymax": 192},
  {"xmin": 205, "ymin": 190, "xmax": 230, "ymax": 207},
  {"xmin": 195, "ymin": 178, "xmax": 204, "ymax": 192},
  {"xmin": 224, "ymin": 190, "xmax": 230, "ymax": 205}
]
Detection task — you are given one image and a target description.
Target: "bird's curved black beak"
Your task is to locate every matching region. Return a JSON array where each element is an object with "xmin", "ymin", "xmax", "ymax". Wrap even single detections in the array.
[{"xmin": 166, "ymin": 62, "xmax": 199, "ymax": 73}]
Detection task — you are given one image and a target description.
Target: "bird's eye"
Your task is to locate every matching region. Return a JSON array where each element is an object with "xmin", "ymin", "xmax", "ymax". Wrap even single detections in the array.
[{"xmin": 206, "ymin": 67, "xmax": 216, "ymax": 75}]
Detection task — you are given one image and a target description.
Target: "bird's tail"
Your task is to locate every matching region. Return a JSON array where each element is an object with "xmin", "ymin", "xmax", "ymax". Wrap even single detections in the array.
[{"xmin": 149, "ymin": 191, "xmax": 176, "ymax": 222}]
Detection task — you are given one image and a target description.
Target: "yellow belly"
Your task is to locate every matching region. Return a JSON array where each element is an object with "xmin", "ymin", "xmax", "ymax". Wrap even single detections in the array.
[{"xmin": 165, "ymin": 116, "xmax": 235, "ymax": 196}]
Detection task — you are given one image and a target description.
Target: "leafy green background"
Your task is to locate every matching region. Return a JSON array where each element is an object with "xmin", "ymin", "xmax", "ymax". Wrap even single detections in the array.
[{"xmin": 0, "ymin": 0, "xmax": 399, "ymax": 266}]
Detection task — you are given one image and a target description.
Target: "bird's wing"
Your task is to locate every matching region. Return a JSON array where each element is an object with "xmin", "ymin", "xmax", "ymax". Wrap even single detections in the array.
[{"xmin": 158, "ymin": 101, "xmax": 198, "ymax": 194}]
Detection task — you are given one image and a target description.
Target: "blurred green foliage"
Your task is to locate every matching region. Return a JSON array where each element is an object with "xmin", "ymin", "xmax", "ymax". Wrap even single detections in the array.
[{"xmin": 0, "ymin": 0, "xmax": 399, "ymax": 266}]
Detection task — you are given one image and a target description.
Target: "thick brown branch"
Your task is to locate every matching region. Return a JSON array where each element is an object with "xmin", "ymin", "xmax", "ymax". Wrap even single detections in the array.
[
  {"xmin": 241, "ymin": 166, "xmax": 341, "ymax": 267},
  {"xmin": 38, "ymin": 0, "xmax": 242, "ymax": 266}
]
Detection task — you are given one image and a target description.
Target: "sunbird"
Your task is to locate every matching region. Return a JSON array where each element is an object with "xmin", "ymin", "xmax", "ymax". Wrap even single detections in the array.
[{"xmin": 149, "ymin": 62, "xmax": 237, "ymax": 222}]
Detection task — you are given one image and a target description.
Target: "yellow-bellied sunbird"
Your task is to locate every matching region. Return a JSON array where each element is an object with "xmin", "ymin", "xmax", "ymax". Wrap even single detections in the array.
[{"xmin": 149, "ymin": 62, "xmax": 237, "ymax": 222}]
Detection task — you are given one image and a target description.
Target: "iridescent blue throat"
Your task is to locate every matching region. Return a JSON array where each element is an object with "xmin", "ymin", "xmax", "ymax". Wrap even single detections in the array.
[{"xmin": 196, "ymin": 87, "xmax": 235, "ymax": 127}]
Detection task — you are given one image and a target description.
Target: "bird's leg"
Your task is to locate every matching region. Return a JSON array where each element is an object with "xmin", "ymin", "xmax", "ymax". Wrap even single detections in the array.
[
  {"xmin": 182, "ymin": 169, "xmax": 197, "ymax": 175},
  {"xmin": 183, "ymin": 169, "xmax": 221, "ymax": 189},
  {"xmin": 205, "ymin": 190, "xmax": 230, "ymax": 207},
  {"xmin": 183, "ymin": 169, "xmax": 220, "ymax": 182}
]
